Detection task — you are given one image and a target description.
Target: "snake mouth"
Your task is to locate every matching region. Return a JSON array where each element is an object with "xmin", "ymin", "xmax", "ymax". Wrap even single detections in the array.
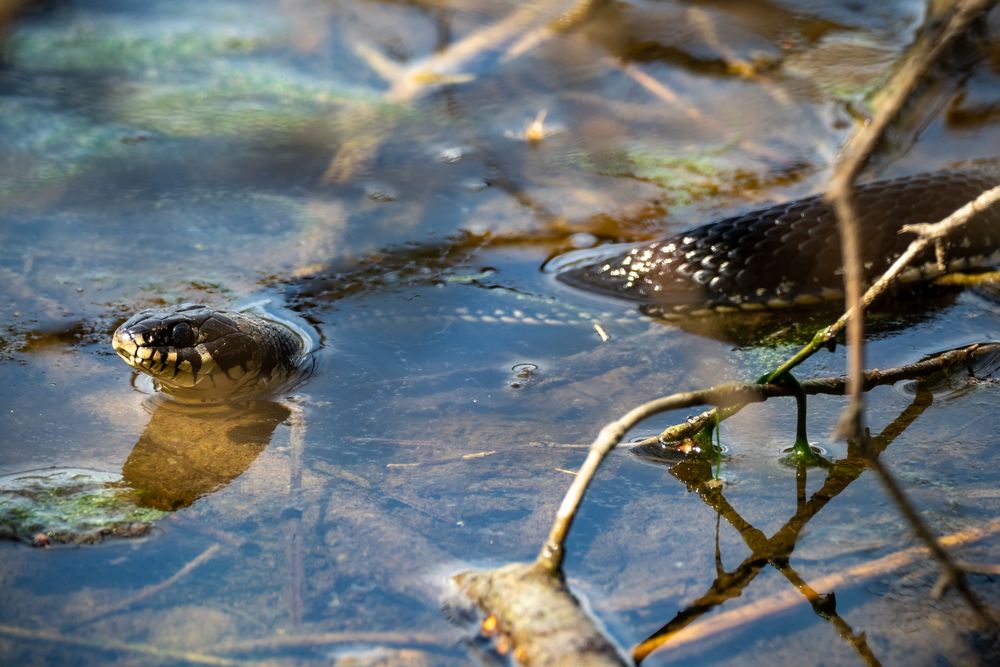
[
  {"xmin": 111, "ymin": 327, "xmax": 190, "ymax": 383},
  {"xmin": 110, "ymin": 328, "xmax": 144, "ymax": 369},
  {"xmin": 113, "ymin": 340, "xmax": 138, "ymax": 365}
]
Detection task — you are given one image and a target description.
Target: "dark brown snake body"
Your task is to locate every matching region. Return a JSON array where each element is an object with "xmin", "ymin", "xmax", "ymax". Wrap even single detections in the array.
[{"xmin": 557, "ymin": 168, "xmax": 999, "ymax": 318}]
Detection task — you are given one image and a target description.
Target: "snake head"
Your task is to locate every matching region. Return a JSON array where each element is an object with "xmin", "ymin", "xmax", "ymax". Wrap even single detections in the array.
[{"xmin": 111, "ymin": 303, "xmax": 283, "ymax": 401}]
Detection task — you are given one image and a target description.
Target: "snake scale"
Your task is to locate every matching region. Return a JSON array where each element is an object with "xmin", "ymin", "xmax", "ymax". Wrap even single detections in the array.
[{"xmin": 112, "ymin": 168, "xmax": 999, "ymax": 401}]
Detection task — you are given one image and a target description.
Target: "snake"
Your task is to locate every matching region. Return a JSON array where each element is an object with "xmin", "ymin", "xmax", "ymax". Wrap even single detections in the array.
[
  {"xmin": 557, "ymin": 168, "xmax": 999, "ymax": 317},
  {"xmin": 112, "ymin": 168, "xmax": 999, "ymax": 401},
  {"xmin": 112, "ymin": 304, "xmax": 313, "ymax": 402}
]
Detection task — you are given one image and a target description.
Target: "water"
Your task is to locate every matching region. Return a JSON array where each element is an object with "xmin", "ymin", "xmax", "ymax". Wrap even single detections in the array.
[{"xmin": 1, "ymin": 1, "xmax": 998, "ymax": 664}]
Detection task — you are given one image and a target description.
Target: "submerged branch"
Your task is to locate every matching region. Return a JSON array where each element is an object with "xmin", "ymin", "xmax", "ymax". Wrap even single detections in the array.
[
  {"xmin": 631, "ymin": 342, "xmax": 999, "ymax": 449},
  {"xmin": 0, "ymin": 623, "xmax": 238, "ymax": 666},
  {"xmin": 541, "ymin": 342, "xmax": 998, "ymax": 569},
  {"xmin": 65, "ymin": 544, "xmax": 221, "ymax": 630},
  {"xmin": 633, "ymin": 515, "xmax": 1000, "ymax": 660}
]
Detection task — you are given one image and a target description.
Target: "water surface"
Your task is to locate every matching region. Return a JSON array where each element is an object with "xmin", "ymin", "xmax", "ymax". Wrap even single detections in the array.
[{"xmin": 1, "ymin": 1, "xmax": 998, "ymax": 664}]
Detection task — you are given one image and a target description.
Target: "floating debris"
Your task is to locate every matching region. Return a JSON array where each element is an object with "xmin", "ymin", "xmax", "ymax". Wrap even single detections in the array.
[
  {"xmin": 505, "ymin": 109, "xmax": 566, "ymax": 144},
  {"xmin": 363, "ymin": 182, "xmax": 399, "ymax": 202},
  {"xmin": 508, "ymin": 362, "xmax": 539, "ymax": 389}
]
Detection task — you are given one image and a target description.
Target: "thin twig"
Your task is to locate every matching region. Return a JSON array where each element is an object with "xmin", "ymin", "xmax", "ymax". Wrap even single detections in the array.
[
  {"xmin": 643, "ymin": 180, "xmax": 999, "ymax": 450},
  {"xmin": 0, "ymin": 622, "xmax": 242, "ymax": 666},
  {"xmin": 631, "ymin": 342, "xmax": 999, "ymax": 448},
  {"xmin": 211, "ymin": 631, "xmax": 443, "ymax": 653},
  {"xmin": 619, "ymin": 64, "xmax": 705, "ymax": 122},
  {"xmin": 863, "ymin": 451, "xmax": 995, "ymax": 624},
  {"xmin": 380, "ymin": 4, "xmax": 561, "ymax": 103},
  {"xmin": 827, "ymin": 0, "xmax": 999, "ymax": 617},
  {"xmin": 536, "ymin": 383, "xmax": 775, "ymax": 572},
  {"xmin": 67, "ymin": 544, "xmax": 222, "ymax": 629},
  {"xmin": 503, "ymin": 0, "xmax": 607, "ymax": 63},
  {"xmin": 764, "ymin": 183, "xmax": 1000, "ymax": 384},
  {"xmin": 536, "ymin": 341, "xmax": 998, "ymax": 571},
  {"xmin": 326, "ymin": 4, "xmax": 573, "ymax": 182}
]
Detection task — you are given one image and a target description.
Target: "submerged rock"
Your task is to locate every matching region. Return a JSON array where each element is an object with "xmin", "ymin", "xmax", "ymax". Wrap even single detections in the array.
[{"xmin": 0, "ymin": 467, "xmax": 164, "ymax": 546}]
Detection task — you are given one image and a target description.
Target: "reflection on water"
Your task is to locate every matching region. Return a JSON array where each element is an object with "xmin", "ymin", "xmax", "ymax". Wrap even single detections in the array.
[
  {"xmin": 634, "ymin": 389, "xmax": 931, "ymax": 664},
  {"xmin": 123, "ymin": 399, "xmax": 290, "ymax": 510},
  {"xmin": 0, "ymin": 0, "xmax": 997, "ymax": 664}
]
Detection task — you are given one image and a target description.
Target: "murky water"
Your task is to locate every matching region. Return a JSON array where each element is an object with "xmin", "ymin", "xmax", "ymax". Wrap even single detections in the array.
[{"xmin": 1, "ymin": 1, "xmax": 998, "ymax": 664}]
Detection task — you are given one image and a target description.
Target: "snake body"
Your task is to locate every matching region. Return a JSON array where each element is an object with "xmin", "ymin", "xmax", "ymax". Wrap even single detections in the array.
[
  {"xmin": 112, "ymin": 168, "xmax": 998, "ymax": 400},
  {"xmin": 558, "ymin": 169, "xmax": 999, "ymax": 317}
]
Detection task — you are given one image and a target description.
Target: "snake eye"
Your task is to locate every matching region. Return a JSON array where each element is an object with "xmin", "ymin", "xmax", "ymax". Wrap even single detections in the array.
[{"xmin": 170, "ymin": 322, "xmax": 196, "ymax": 348}]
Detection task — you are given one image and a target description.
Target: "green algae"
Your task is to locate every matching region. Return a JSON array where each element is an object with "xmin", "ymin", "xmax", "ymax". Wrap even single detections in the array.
[
  {"xmin": 0, "ymin": 98, "xmax": 139, "ymax": 201},
  {"xmin": 5, "ymin": 5, "xmax": 281, "ymax": 72},
  {"xmin": 563, "ymin": 142, "xmax": 754, "ymax": 205},
  {"xmin": 0, "ymin": 468, "xmax": 165, "ymax": 545},
  {"xmin": 112, "ymin": 63, "xmax": 389, "ymax": 137}
]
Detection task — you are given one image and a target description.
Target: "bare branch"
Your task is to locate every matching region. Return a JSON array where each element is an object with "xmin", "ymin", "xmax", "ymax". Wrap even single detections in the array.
[
  {"xmin": 763, "ymin": 181, "xmax": 1000, "ymax": 385},
  {"xmin": 634, "ymin": 341, "xmax": 999, "ymax": 449},
  {"xmin": 538, "ymin": 342, "xmax": 999, "ymax": 571},
  {"xmin": 826, "ymin": 0, "xmax": 997, "ymax": 441}
]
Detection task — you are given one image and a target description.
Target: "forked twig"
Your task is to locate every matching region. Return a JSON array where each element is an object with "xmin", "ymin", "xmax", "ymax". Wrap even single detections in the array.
[{"xmin": 766, "ymin": 182, "xmax": 1000, "ymax": 384}]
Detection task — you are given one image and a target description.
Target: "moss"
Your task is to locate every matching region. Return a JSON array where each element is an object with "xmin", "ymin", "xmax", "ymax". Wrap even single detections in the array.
[
  {"xmin": 0, "ymin": 469, "xmax": 166, "ymax": 544},
  {"xmin": 563, "ymin": 142, "xmax": 748, "ymax": 205},
  {"xmin": 6, "ymin": 10, "xmax": 278, "ymax": 72}
]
